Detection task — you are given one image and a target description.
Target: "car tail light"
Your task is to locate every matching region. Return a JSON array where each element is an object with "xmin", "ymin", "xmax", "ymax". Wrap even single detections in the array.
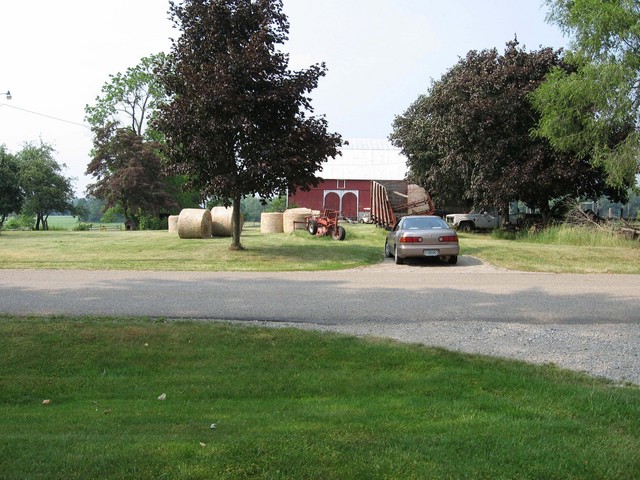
[
  {"xmin": 400, "ymin": 236, "xmax": 423, "ymax": 243},
  {"xmin": 438, "ymin": 235, "xmax": 458, "ymax": 243}
]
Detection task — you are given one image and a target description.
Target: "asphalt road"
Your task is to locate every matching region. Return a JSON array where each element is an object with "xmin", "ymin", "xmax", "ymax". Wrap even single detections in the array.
[{"xmin": 1, "ymin": 257, "xmax": 638, "ymax": 325}]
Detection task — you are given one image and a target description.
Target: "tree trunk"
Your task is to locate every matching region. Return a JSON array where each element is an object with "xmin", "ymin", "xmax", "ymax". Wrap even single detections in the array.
[
  {"xmin": 230, "ymin": 194, "xmax": 244, "ymax": 250},
  {"xmin": 500, "ymin": 204, "xmax": 510, "ymax": 227}
]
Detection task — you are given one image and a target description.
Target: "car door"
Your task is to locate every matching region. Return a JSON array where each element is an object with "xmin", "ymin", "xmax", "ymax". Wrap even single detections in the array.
[
  {"xmin": 477, "ymin": 208, "xmax": 498, "ymax": 229},
  {"xmin": 388, "ymin": 218, "xmax": 403, "ymax": 250}
]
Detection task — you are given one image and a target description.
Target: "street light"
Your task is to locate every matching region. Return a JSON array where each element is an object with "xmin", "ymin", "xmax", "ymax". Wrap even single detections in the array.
[{"xmin": 2, "ymin": 90, "xmax": 11, "ymax": 100}]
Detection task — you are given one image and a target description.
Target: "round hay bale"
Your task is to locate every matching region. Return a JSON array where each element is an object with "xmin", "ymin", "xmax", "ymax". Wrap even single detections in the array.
[
  {"xmin": 168, "ymin": 215, "xmax": 179, "ymax": 233},
  {"xmin": 211, "ymin": 206, "xmax": 244, "ymax": 237},
  {"xmin": 177, "ymin": 209, "xmax": 212, "ymax": 239},
  {"xmin": 283, "ymin": 207, "xmax": 312, "ymax": 233},
  {"xmin": 260, "ymin": 212, "xmax": 284, "ymax": 234}
]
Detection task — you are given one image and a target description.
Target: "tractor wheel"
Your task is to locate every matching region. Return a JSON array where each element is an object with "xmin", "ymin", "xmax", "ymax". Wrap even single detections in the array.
[
  {"xmin": 307, "ymin": 219, "xmax": 318, "ymax": 235},
  {"xmin": 332, "ymin": 226, "xmax": 346, "ymax": 241}
]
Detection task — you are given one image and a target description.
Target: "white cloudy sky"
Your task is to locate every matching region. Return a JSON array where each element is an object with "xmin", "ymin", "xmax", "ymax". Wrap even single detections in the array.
[{"xmin": 0, "ymin": 0, "xmax": 567, "ymax": 195}]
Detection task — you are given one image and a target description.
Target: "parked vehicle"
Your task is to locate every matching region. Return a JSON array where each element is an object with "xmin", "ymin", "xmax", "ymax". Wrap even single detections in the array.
[
  {"xmin": 445, "ymin": 207, "xmax": 516, "ymax": 231},
  {"xmin": 384, "ymin": 215, "xmax": 459, "ymax": 265},
  {"xmin": 306, "ymin": 209, "xmax": 346, "ymax": 241}
]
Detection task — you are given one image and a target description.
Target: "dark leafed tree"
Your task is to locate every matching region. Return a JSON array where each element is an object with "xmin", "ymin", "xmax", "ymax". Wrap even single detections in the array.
[
  {"xmin": 86, "ymin": 123, "xmax": 178, "ymax": 230},
  {"xmin": 0, "ymin": 145, "xmax": 24, "ymax": 228},
  {"xmin": 391, "ymin": 40, "xmax": 621, "ymax": 222},
  {"xmin": 154, "ymin": 0, "xmax": 344, "ymax": 249},
  {"xmin": 16, "ymin": 141, "xmax": 75, "ymax": 231}
]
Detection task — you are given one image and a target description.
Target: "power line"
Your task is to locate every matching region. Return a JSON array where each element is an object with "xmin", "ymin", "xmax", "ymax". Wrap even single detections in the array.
[{"xmin": 0, "ymin": 103, "xmax": 90, "ymax": 129}]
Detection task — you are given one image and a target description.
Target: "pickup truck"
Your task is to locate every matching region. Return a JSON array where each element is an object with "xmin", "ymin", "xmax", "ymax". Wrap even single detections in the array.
[{"xmin": 445, "ymin": 207, "xmax": 515, "ymax": 231}]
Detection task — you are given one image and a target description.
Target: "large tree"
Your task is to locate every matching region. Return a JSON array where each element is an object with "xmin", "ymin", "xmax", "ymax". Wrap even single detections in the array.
[
  {"xmin": 85, "ymin": 54, "xmax": 196, "ymax": 224},
  {"xmin": 86, "ymin": 123, "xmax": 178, "ymax": 229},
  {"xmin": 391, "ymin": 40, "xmax": 619, "ymax": 220},
  {"xmin": 85, "ymin": 53, "xmax": 168, "ymax": 139},
  {"xmin": 531, "ymin": 0, "xmax": 640, "ymax": 190},
  {"xmin": 154, "ymin": 0, "xmax": 343, "ymax": 249},
  {"xmin": 17, "ymin": 141, "xmax": 75, "ymax": 230},
  {"xmin": 0, "ymin": 145, "xmax": 23, "ymax": 228}
]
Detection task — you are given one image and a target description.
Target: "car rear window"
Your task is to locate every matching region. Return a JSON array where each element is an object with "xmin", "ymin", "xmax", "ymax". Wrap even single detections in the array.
[{"xmin": 403, "ymin": 217, "xmax": 447, "ymax": 230}]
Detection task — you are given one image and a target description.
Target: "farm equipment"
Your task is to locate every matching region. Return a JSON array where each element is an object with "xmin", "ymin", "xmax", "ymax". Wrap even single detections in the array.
[
  {"xmin": 306, "ymin": 209, "xmax": 346, "ymax": 241},
  {"xmin": 370, "ymin": 181, "xmax": 435, "ymax": 229}
]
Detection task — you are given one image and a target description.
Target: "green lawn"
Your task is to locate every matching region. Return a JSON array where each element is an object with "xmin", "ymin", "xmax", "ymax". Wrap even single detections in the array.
[
  {"xmin": 1, "ymin": 317, "xmax": 638, "ymax": 479},
  {"xmin": 0, "ymin": 224, "xmax": 386, "ymax": 271},
  {"xmin": 1, "ymin": 223, "xmax": 639, "ymax": 273}
]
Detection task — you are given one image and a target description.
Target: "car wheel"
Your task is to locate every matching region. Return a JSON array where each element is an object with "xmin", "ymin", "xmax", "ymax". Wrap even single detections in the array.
[
  {"xmin": 384, "ymin": 240, "xmax": 393, "ymax": 258},
  {"xmin": 459, "ymin": 222, "xmax": 473, "ymax": 233},
  {"xmin": 394, "ymin": 245, "xmax": 404, "ymax": 265},
  {"xmin": 447, "ymin": 255, "xmax": 458, "ymax": 265}
]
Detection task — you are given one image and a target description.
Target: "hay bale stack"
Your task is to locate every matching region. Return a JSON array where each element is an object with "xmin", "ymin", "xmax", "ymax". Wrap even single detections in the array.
[
  {"xmin": 283, "ymin": 208, "xmax": 312, "ymax": 233},
  {"xmin": 211, "ymin": 206, "xmax": 243, "ymax": 237},
  {"xmin": 168, "ymin": 215, "xmax": 179, "ymax": 233},
  {"xmin": 177, "ymin": 209, "xmax": 212, "ymax": 239},
  {"xmin": 260, "ymin": 212, "xmax": 284, "ymax": 234}
]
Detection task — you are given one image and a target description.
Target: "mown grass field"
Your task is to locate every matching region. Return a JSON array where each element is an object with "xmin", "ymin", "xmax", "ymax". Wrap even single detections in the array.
[
  {"xmin": 1, "ymin": 222, "xmax": 639, "ymax": 273},
  {"xmin": 1, "ymin": 317, "xmax": 639, "ymax": 479}
]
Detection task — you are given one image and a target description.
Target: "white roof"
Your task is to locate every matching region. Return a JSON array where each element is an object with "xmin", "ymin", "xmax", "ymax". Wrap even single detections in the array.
[{"xmin": 318, "ymin": 138, "xmax": 407, "ymax": 181}]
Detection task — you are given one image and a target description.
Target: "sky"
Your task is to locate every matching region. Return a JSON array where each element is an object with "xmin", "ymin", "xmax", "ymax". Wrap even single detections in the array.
[{"xmin": 0, "ymin": 0, "xmax": 568, "ymax": 196}]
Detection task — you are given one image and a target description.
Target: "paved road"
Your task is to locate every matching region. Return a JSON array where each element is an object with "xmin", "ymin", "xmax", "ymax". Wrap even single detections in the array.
[
  {"xmin": 2, "ymin": 257, "xmax": 639, "ymax": 383},
  {"xmin": 1, "ymin": 257, "xmax": 637, "ymax": 324}
]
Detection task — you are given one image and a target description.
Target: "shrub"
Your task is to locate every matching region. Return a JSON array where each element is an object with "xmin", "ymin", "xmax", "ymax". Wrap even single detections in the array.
[
  {"xmin": 139, "ymin": 215, "xmax": 168, "ymax": 230},
  {"xmin": 73, "ymin": 223, "xmax": 93, "ymax": 231},
  {"xmin": 4, "ymin": 214, "xmax": 35, "ymax": 230}
]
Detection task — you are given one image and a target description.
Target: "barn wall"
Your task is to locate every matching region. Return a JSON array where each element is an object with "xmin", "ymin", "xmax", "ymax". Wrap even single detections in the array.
[{"xmin": 288, "ymin": 179, "xmax": 379, "ymax": 220}]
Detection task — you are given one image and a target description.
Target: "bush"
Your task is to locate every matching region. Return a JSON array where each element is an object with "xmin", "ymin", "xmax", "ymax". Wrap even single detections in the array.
[
  {"xmin": 4, "ymin": 214, "xmax": 35, "ymax": 230},
  {"xmin": 265, "ymin": 196, "xmax": 296, "ymax": 213},
  {"xmin": 139, "ymin": 215, "xmax": 168, "ymax": 230},
  {"xmin": 73, "ymin": 223, "xmax": 93, "ymax": 231}
]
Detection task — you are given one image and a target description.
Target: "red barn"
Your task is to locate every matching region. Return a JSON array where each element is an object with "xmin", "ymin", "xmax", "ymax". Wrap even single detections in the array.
[{"xmin": 288, "ymin": 138, "xmax": 409, "ymax": 221}]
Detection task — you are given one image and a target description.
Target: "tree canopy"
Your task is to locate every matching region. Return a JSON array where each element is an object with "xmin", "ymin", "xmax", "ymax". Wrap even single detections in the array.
[
  {"xmin": 154, "ymin": 0, "xmax": 344, "ymax": 249},
  {"xmin": 86, "ymin": 123, "xmax": 178, "ymax": 229},
  {"xmin": 16, "ymin": 141, "xmax": 75, "ymax": 230},
  {"xmin": 85, "ymin": 54, "xmax": 196, "ymax": 226},
  {"xmin": 85, "ymin": 53, "xmax": 168, "ymax": 139},
  {"xmin": 0, "ymin": 145, "xmax": 23, "ymax": 228},
  {"xmin": 390, "ymin": 40, "xmax": 619, "ymax": 219},
  {"xmin": 531, "ymin": 0, "xmax": 640, "ymax": 190}
]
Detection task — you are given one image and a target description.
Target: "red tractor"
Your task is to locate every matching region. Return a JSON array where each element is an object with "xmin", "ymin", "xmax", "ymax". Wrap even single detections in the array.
[{"xmin": 306, "ymin": 209, "xmax": 346, "ymax": 241}]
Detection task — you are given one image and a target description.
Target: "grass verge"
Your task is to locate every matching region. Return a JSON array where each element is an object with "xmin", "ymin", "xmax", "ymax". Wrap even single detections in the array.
[
  {"xmin": 1, "ymin": 223, "xmax": 639, "ymax": 273},
  {"xmin": 461, "ymin": 225, "xmax": 640, "ymax": 273},
  {"xmin": 1, "ymin": 316, "xmax": 639, "ymax": 479}
]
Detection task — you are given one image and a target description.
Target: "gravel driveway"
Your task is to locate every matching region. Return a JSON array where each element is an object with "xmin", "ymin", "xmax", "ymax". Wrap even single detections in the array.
[
  {"xmin": 1, "ymin": 257, "xmax": 638, "ymax": 385},
  {"xmin": 235, "ymin": 258, "xmax": 640, "ymax": 386}
]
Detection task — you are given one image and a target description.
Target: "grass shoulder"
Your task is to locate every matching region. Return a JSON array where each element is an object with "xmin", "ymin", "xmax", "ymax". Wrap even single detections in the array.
[{"xmin": 1, "ymin": 316, "xmax": 638, "ymax": 479}]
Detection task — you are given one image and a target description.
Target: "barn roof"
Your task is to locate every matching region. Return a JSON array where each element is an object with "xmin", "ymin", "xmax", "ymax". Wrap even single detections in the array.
[{"xmin": 317, "ymin": 138, "xmax": 408, "ymax": 181}]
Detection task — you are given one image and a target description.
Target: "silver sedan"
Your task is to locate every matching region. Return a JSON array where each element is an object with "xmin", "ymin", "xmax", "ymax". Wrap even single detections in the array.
[{"xmin": 384, "ymin": 215, "xmax": 459, "ymax": 265}]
